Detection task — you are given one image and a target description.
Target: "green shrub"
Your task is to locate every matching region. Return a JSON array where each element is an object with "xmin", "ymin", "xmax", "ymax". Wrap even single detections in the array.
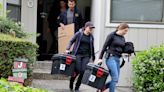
[
  {"xmin": 0, "ymin": 33, "xmax": 38, "ymax": 86},
  {"xmin": 0, "ymin": 78, "xmax": 47, "ymax": 92},
  {"xmin": 0, "ymin": 17, "xmax": 29, "ymax": 38},
  {"xmin": 132, "ymin": 44, "xmax": 164, "ymax": 92}
]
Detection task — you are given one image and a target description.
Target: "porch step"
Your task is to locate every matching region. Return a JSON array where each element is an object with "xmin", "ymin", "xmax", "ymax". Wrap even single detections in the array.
[
  {"xmin": 34, "ymin": 61, "xmax": 52, "ymax": 70},
  {"xmin": 33, "ymin": 61, "xmax": 69, "ymax": 80}
]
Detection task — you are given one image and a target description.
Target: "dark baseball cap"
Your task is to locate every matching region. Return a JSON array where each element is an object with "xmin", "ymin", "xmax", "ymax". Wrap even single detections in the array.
[{"xmin": 85, "ymin": 21, "xmax": 95, "ymax": 28}]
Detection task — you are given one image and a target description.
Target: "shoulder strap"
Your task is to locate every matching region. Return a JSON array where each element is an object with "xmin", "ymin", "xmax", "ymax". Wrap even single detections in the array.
[{"xmin": 120, "ymin": 58, "xmax": 125, "ymax": 68}]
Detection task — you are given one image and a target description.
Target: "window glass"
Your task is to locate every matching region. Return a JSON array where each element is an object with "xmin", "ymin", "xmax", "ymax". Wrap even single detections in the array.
[
  {"xmin": 111, "ymin": 0, "xmax": 164, "ymax": 23},
  {"xmin": 7, "ymin": 0, "xmax": 21, "ymax": 22}
]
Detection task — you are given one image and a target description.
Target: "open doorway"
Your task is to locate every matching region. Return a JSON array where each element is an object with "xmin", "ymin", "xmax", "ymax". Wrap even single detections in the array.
[{"xmin": 37, "ymin": 0, "xmax": 92, "ymax": 61}]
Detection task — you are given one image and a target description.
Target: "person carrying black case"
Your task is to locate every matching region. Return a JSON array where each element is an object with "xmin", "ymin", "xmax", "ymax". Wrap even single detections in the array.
[
  {"xmin": 66, "ymin": 21, "xmax": 95, "ymax": 92},
  {"xmin": 95, "ymin": 23, "xmax": 130, "ymax": 92}
]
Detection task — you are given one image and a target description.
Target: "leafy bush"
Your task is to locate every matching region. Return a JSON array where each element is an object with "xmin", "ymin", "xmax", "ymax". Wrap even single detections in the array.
[
  {"xmin": 0, "ymin": 2, "xmax": 37, "ymax": 39},
  {"xmin": 0, "ymin": 78, "xmax": 47, "ymax": 92},
  {"xmin": 0, "ymin": 17, "xmax": 29, "ymax": 38},
  {"xmin": 0, "ymin": 33, "xmax": 38, "ymax": 86},
  {"xmin": 132, "ymin": 44, "xmax": 164, "ymax": 92}
]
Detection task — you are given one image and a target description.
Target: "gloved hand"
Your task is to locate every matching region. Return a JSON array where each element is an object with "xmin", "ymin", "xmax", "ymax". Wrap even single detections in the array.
[
  {"xmin": 94, "ymin": 59, "xmax": 103, "ymax": 65},
  {"xmin": 65, "ymin": 50, "xmax": 71, "ymax": 54}
]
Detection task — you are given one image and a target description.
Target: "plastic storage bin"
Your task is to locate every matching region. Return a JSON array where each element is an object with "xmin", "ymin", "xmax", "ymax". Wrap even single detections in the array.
[
  {"xmin": 82, "ymin": 63, "xmax": 109, "ymax": 89},
  {"xmin": 51, "ymin": 54, "xmax": 76, "ymax": 76}
]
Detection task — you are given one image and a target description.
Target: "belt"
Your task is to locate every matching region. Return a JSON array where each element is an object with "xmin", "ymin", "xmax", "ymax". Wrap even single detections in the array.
[{"xmin": 109, "ymin": 54, "xmax": 121, "ymax": 58}]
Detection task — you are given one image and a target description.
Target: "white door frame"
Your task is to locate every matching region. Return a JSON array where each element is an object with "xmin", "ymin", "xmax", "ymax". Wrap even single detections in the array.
[
  {"xmin": 91, "ymin": 0, "xmax": 105, "ymax": 58},
  {"xmin": 0, "ymin": 0, "xmax": 6, "ymax": 17},
  {"xmin": 21, "ymin": 0, "xmax": 37, "ymax": 43}
]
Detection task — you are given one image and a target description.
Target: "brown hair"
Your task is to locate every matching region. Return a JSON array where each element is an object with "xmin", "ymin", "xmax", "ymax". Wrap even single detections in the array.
[
  {"xmin": 68, "ymin": 0, "xmax": 76, "ymax": 3},
  {"xmin": 116, "ymin": 22, "xmax": 129, "ymax": 31}
]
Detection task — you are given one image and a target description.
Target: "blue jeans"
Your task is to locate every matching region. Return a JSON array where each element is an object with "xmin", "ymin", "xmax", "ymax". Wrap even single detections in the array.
[{"xmin": 105, "ymin": 56, "xmax": 120, "ymax": 92}]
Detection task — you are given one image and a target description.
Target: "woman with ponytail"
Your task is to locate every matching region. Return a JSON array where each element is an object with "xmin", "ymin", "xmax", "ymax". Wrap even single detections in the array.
[{"xmin": 95, "ymin": 23, "xmax": 129, "ymax": 92}]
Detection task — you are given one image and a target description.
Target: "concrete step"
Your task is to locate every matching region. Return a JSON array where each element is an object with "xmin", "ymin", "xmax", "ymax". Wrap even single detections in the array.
[
  {"xmin": 33, "ymin": 61, "xmax": 69, "ymax": 80},
  {"xmin": 33, "ymin": 68, "xmax": 69, "ymax": 80},
  {"xmin": 34, "ymin": 61, "xmax": 52, "ymax": 70}
]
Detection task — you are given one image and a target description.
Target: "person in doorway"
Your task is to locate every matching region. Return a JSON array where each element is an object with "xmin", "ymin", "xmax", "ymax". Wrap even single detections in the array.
[
  {"xmin": 58, "ymin": 0, "xmax": 83, "ymax": 33},
  {"xmin": 66, "ymin": 21, "xmax": 95, "ymax": 92},
  {"xmin": 47, "ymin": 0, "xmax": 67, "ymax": 53},
  {"xmin": 95, "ymin": 23, "xmax": 129, "ymax": 92},
  {"xmin": 59, "ymin": 0, "xmax": 67, "ymax": 13}
]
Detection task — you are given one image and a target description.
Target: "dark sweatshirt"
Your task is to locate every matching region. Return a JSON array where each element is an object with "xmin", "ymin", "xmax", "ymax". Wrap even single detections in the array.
[
  {"xmin": 99, "ymin": 31, "xmax": 125, "ymax": 59},
  {"xmin": 66, "ymin": 29, "xmax": 95, "ymax": 61}
]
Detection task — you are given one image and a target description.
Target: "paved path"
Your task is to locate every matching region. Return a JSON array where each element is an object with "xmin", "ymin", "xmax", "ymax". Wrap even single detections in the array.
[{"xmin": 32, "ymin": 79, "xmax": 134, "ymax": 92}]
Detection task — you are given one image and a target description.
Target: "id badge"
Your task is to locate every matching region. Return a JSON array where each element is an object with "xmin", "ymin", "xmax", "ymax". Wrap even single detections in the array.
[
  {"xmin": 89, "ymin": 74, "xmax": 96, "ymax": 82},
  {"xmin": 60, "ymin": 64, "xmax": 66, "ymax": 71}
]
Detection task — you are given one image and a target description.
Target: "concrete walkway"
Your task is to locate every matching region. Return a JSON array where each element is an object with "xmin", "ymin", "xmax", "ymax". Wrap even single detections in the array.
[
  {"xmin": 32, "ymin": 61, "xmax": 134, "ymax": 92},
  {"xmin": 32, "ymin": 79, "xmax": 134, "ymax": 92}
]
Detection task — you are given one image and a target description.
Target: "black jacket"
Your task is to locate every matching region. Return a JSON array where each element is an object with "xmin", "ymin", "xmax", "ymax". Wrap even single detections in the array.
[
  {"xmin": 58, "ymin": 8, "xmax": 83, "ymax": 33},
  {"xmin": 66, "ymin": 29, "xmax": 95, "ymax": 61},
  {"xmin": 99, "ymin": 31, "xmax": 125, "ymax": 59}
]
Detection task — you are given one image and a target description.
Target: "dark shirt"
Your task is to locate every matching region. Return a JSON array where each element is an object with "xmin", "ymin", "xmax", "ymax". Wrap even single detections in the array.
[
  {"xmin": 58, "ymin": 8, "xmax": 83, "ymax": 33},
  {"xmin": 99, "ymin": 31, "xmax": 125, "ymax": 59},
  {"xmin": 77, "ymin": 33, "xmax": 91, "ymax": 56},
  {"xmin": 66, "ymin": 29, "xmax": 95, "ymax": 61}
]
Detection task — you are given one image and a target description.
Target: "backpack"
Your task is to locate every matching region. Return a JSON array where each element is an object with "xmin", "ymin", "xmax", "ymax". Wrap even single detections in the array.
[
  {"xmin": 120, "ymin": 42, "xmax": 135, "ymax": 68},
  {"xmin": 123, "ymin": 42, "xmax": 135, "ymax": 55}
]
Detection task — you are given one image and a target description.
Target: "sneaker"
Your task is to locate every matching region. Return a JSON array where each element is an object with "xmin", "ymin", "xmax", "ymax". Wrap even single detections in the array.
[{"xmin": 96, "ymin": 86, "xmax": 107, "ymax": 92}]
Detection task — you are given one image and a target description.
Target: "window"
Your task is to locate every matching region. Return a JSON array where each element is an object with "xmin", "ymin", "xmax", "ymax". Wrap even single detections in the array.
[
  {"xmin": 110, "ymin": 0, "xmax": 164, "ymax": 24},
  {"xmin": 7, "ymin": 0, "xmax": 21, "ymax": 22}
]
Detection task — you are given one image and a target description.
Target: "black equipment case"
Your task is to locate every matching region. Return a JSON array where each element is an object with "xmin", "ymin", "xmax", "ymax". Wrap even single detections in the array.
[
  {"xmin": 51, "ymin": 54, "xmax": 76, "ymax": 76},
  {"xmin": 82, "ymin": 63, "xmax": 109, "ymax": 89}
]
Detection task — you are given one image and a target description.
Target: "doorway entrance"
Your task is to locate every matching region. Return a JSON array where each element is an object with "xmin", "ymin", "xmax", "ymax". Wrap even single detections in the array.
[{"xmin": 37, "ymin": 0, "xmax": 92, "ymax": 61}]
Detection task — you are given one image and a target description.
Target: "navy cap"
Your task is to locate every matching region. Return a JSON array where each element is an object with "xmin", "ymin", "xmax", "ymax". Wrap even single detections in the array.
[{"xmin": 85, "ymin": 21, "xmax": 95, "ymax": 28}]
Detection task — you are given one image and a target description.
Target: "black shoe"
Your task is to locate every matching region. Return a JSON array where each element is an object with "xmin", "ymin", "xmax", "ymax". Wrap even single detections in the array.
[
  {"xmin": 75, "ymin": 87, "xmax": 79, "ymax": 91},
  {"xmin": 75, "ymin": 89, "xmax": 80, "ymax": 92},
  {"xmin": 69, "ymin": 82, "xmax": 73, "ymax": 91}
]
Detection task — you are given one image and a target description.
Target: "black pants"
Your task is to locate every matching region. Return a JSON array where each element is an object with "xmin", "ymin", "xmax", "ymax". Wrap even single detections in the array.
[{"xmin": 70, "ymin": 55, "xmax": 90, "ymax": 90}]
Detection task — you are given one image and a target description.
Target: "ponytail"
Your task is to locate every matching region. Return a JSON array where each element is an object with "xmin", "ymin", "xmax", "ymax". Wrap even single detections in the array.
[
  {"xmin": 116, "ymin": 22, "xmax": 129, "ymax": 31},
  {"xmin": 115, "ymin": 25, "xmax": 119, "ymax": 32}
]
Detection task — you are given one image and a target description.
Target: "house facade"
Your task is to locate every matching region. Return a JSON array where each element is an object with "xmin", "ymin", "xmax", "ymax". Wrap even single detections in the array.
[{"xmin": 1, "ymin": 0, "xmax": 164, "ymax": 88}]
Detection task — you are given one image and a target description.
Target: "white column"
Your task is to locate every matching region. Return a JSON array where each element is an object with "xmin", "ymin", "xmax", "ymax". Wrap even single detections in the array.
[
  {"xmin": 21, "ymin": 0, "xmax": 37, "ymax": 43},
  {"xmin": 0, "ymin": 0, "xmax": 6, "ymax": 17},
  {"xmin": 91, "ymin": 0, "xmax": 105, "ymax": 59}
]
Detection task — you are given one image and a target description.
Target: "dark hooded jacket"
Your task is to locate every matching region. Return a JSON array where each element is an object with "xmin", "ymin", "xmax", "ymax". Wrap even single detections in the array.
[
  {"xmin": 66, "ymin": 29, "xmax": 95, "ymax": 61},
  {"xmin": 58, "ymin": 7, "xmax": 83, "ymax": 33}
]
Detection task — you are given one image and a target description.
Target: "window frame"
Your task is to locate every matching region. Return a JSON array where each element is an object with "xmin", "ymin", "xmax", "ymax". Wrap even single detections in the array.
[
  {"xmin": 105, "ymin": 0, "xmax": 164, "ymax": 28},
  {"xmin": 7, "ymin": 0, "xmax": 21, "ymax": 5}
]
